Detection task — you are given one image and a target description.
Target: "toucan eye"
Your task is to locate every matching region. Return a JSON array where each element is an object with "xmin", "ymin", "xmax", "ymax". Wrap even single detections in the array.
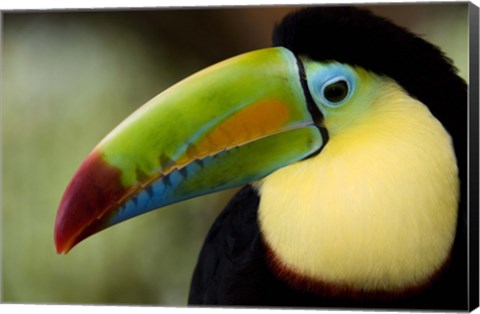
[
  {"xmin": 303, "ymin": 62, "xmax": 356, "ymax": 109},
  {"xmin": 323, "ymin": 80, "xmax": 349, "ymax": 104}
]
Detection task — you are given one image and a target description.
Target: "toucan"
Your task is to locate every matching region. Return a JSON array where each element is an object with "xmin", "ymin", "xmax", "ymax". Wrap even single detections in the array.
[{"xmin": 54, "ymin": 6, "xmax": 469, "ymax": 310}]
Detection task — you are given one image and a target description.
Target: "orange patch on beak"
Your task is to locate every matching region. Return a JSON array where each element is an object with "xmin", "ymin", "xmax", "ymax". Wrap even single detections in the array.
[{"xmin": 196, "ymin": 99, "xmax": 291, "ymax": 156}]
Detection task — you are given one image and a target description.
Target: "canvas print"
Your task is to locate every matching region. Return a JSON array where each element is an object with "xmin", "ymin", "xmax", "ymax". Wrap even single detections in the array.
[{"xmin": 1, "ymin": 2, "xmax": 478, "ymax": 311}]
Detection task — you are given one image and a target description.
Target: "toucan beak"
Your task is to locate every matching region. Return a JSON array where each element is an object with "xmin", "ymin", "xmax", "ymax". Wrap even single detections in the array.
[{"xmin": 54, "ymin": 47, "xmax": 325, "ymax": 254}]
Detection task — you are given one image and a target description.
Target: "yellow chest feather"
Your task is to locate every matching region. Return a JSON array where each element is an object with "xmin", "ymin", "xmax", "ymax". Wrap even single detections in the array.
[{"xmin": 257, "ymin": 91, "xmax": 459, "ymax": 292}]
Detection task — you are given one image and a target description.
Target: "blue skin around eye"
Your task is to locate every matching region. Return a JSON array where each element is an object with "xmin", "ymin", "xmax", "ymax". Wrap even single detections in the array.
[{"xmin": 307, "ymin": 64, "xmax": 357, "ymax": 107}]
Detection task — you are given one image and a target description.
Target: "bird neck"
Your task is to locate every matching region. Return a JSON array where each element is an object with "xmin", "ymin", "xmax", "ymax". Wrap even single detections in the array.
[{"xmin": 256, "ymin": 83, "xmax": 459, "ymax": 293}]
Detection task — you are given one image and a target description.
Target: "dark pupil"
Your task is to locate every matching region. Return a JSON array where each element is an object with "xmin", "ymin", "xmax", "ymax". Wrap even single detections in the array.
[{"xmin": 324, "ymin": 80, "xmax": 348, "ymax": 103}]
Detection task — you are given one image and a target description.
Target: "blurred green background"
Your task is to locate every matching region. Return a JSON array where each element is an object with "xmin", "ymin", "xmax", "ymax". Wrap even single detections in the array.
[{"xmin": 1, "ymin": 3, "xmax": 468, "ymax": 306}]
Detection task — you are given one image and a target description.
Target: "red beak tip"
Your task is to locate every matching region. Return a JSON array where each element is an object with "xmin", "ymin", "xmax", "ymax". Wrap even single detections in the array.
[
  {"xmin": 55, "ymin": 238, "xmax": 74, "ymax": 255},
  {"xmin": 53, "ymin": 149, "xmax": 128, "ymax": 255}
]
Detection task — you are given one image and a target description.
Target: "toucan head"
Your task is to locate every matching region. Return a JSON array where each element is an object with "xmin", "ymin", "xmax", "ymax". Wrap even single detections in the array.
[{"xmin": 55, "ymin": 6, "xmax": 466, "ymax": 289}]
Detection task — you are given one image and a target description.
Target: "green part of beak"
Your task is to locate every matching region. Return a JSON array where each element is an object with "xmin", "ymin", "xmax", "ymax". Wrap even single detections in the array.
[{"xmin": 99, "ymin": 47, "xmax": 314, "ymax": 187}]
